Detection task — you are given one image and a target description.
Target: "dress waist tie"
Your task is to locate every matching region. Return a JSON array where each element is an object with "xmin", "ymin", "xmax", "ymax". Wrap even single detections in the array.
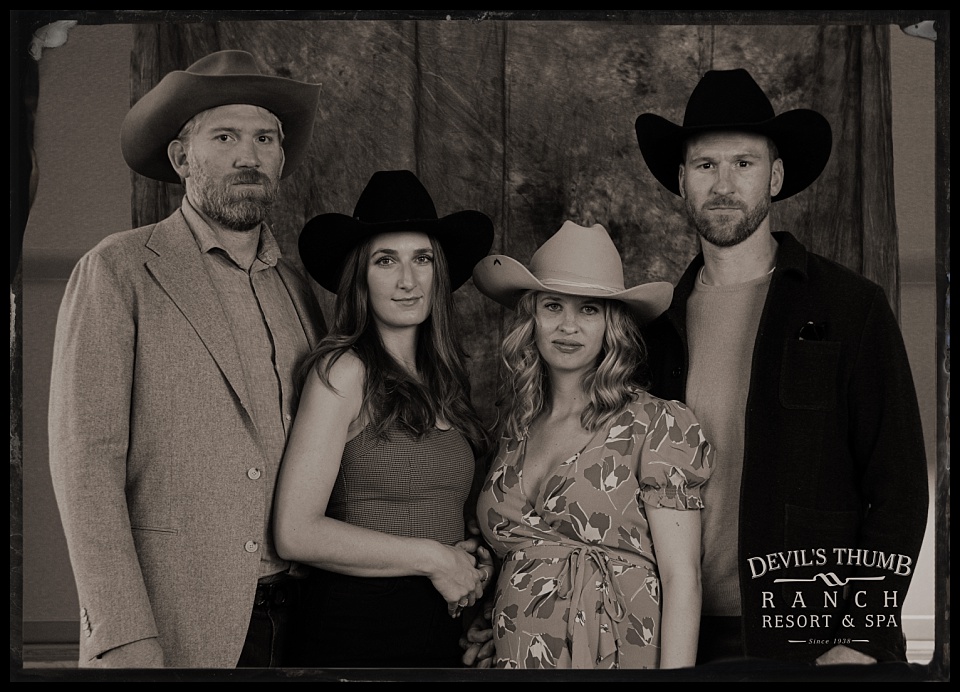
[{"xmin": 555, "ymin": 545, "xmax": 628, "ymax": 667}]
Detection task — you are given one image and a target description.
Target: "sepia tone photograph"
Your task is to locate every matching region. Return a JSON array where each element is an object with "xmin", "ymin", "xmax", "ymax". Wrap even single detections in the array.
[{"xmin": 11, "ymin": 10, "xmax": 949, "ymax": 682}]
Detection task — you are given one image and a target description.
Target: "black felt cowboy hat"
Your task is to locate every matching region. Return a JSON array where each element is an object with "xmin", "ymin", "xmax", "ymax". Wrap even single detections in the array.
[
  {"xmin": 635, "ymin": 68, "xmax": 832, "ymax": 201},
  {"xmin": 473, "ymin": 220, "xmax": 673, "ymax": 324},
  {"xmin": 299, "ymin": 170, "xmax": 495, "ymax": 293},
  {"xmin": 120, "ymin": 50, "xmax": 321, "ymax": 184}
]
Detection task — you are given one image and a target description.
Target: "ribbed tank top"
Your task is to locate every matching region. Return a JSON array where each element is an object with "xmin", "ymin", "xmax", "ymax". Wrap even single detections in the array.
[{"xmin": 327, "ymin": 424, "xmax": 475, "ymax": 546}]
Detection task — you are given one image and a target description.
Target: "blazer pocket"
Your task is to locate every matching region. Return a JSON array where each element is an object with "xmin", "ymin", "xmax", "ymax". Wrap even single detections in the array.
[
  {"xmin": 779, "ymin": 339, "xmax": 841, "ymax": 411},
  {"xmin": 131, "ymin": 525, "xmax": 179, "ymax": 535}
]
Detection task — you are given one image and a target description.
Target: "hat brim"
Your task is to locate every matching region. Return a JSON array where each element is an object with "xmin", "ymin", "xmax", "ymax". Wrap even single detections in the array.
[
  {"xmin": 635, "ymin": 109, "xmax": 832, "ymax": 201},
  {"xmin": 299, "ymin": 210, "xmax": 494, "ymax": 294},
  {"xmin": 473, "ymin": 255, "xmax": 673, "ymax": 325},
  {"xmin": 121, "ymin": 72, "xmax": 321, "ymax": 183}
]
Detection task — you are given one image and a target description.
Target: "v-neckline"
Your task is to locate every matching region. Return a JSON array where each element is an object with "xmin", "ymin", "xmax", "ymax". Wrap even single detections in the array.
[{"xmin": 517, "ymin": 428, "xmax": 600, "ymax": 506}]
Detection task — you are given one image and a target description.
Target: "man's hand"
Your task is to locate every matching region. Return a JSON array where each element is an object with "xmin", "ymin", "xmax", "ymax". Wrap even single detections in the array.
[{"xmin": 815, "ymin": 644, "xmax": 877, "ymax": 666}]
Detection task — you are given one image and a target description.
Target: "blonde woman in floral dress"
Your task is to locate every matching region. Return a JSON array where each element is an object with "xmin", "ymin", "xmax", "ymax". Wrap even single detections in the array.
[{"xmin": 471, "ymin": 221, "xmax": 714, "ymax": 669}]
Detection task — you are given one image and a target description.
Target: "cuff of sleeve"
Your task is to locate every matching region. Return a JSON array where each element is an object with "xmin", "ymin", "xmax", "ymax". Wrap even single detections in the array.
[{"xmin": 639, "ymin": 485, "xmax": 704, "ymax": 510}]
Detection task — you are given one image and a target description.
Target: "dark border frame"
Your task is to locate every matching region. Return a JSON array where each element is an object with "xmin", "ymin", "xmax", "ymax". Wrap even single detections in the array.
[{"xmin": 9, "ymin": 9, "xmax": 950, "ymax": 682}]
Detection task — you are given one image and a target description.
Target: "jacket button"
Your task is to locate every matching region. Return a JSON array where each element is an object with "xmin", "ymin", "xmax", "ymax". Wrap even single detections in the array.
[
  {"xmin": 247, "ymin": 467, "xmax": 262, "ymax": 480},
  {"xmin": 671, "ymin": 368, "xmax": 681, "ymax": 378},
  {"xmin": 244, "ymin": 540, "xmax": 259, "ymax": 553}
]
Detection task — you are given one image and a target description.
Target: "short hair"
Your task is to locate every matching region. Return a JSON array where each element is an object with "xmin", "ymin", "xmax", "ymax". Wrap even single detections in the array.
[
  {"xmin": 171, "ymin": 107, "xmax": 286, "ymax": 185},
  {"xmin": 681, "ymin": 130, "xmax": 780, "ymax": 164},
  {"xmin": 175, "ymin": 106, "xmax": 286, "ymax": 148}
]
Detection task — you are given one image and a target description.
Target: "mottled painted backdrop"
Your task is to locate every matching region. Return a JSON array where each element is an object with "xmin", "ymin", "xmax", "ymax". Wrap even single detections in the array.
[{"xmin": 130, "ymin": 20, "xmax": 899, "ymax": 424}]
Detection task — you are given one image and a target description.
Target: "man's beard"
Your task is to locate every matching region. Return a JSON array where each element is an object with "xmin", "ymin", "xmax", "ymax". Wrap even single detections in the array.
[
  {"xmin": 189, "ymin": 165, "xmax": 280, "ymax": 231},
  {"xmin": 685, "ymin": 194, "xmax": 770, "ymax": 248}
]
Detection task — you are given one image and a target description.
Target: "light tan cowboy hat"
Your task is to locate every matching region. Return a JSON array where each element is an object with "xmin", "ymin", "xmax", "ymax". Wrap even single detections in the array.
[
  {"xmin": 120, "ymin": 50, "xmax": 321, "ymax": 184},
  {"xmin": 472, "ymin": 220, "xmax": 673, "ymax": 324}
]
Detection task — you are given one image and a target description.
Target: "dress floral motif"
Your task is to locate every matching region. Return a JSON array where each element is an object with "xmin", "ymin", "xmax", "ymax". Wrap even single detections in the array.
[{"xmin": 477, "ymin": 393, "xmax": 714, "ymax": 669}]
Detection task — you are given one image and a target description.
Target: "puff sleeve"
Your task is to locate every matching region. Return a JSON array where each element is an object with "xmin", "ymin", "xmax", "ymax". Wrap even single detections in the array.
[{"xmin": 635, "ymin": 397, "xmax": 714, "ymax": 510}]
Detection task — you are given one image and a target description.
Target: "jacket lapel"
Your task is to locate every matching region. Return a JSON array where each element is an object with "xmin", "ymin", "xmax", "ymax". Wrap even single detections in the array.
[
  {"xmin": 666, "ymin": 252, "xmax": 703, "ymax": 344},
  {"xmin": 144, "ymin": 211, "xmax": 253, "ymax": 416}
]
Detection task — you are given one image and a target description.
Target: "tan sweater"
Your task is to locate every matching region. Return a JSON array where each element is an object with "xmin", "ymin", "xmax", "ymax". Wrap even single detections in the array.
[{"xmin": 685, "ymin": 269, "xmax": 771, "ymax": 617}]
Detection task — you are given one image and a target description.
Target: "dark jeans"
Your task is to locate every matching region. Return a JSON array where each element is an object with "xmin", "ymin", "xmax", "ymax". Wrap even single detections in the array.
[
  {"xmin": 298, "ymin": 570, "xmax": 465, "ymax": 668},
  {"xmin": 237, "ymin": 575, "xmax": 307, "ymax": 667},
  {"xmin": 697, "ymin": 615, "xmax": 745, "ymax": 665}
]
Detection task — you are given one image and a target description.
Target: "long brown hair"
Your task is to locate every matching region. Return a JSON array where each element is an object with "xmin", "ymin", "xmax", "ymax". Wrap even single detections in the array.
[{"xmin": 301, "ymin": 235, "xmax": 490, "ymax": 458}]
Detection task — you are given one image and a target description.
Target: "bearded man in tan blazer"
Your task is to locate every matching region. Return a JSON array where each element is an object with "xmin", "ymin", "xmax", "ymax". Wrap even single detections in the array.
[{"xmin": 48, "ymin": 50, "xmax": 326, "ymax": 668}]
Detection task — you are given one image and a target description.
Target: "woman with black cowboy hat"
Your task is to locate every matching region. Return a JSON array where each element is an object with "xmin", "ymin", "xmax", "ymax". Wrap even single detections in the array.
[
  {"xmin": 273, "ymin": 170, "xmax": 496, "ymax": 668},
  {"xmin": 470, "ymin": 221, "xmax": 714, "ymax": 669}
]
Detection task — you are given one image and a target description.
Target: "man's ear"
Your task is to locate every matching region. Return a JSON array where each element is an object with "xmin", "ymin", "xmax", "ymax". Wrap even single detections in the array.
[
  {"xmin": 678, "ymin": 165, "xmax": 686, "ymax": 199},
  {"xmin": 168, "ymin": 140, "xmax": 190, "ymax": 180},
  {"xmin": 770, "ymin": 158, "xmax": 784, "ymax": 197}
]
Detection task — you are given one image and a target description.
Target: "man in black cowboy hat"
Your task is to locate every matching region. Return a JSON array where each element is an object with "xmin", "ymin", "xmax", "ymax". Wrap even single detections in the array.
[
  {"xmin": 635, "ymin": 68, "xmax": 928, "ymax": 667},
  {"xmin": 48, "ymin": 50, "xmax": 326, "ymax": 668}
]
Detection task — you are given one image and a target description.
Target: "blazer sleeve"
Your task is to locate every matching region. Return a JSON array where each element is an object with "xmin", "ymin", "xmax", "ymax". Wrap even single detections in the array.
[
  {"xmin": 48, "ymin": 249, "xmax": 160, "ymax": 662},
  {"xmin": 835, "ymin": 286, "xmax": 930, "ymax": 662}
]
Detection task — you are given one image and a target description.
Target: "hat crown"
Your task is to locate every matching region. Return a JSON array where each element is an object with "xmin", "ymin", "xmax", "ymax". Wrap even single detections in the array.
[
  {"xmin": 185, "ymin": 50, "xmax": 264, "ymax": 77},
  {"xmin": 352, "ymin": 170, "xmax": 440, "ymax": 225},
  {"xmin": 682, "ymin": 68, "xmax": 776, "ymax": 128},
  {"xmin": 529, "ymin": 221, "xmax": 626, "ymax": 293}
]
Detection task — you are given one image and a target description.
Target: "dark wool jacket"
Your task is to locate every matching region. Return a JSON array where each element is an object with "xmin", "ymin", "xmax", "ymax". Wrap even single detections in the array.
[{"xmin": 642, "ymin": 231, "xmax": 928, "ymax": 664}]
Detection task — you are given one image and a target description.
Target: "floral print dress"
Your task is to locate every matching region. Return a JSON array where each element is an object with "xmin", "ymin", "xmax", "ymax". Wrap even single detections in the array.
[{"xmin": 477, "ymin": 394, "xmax": 714, "ymax": 669}]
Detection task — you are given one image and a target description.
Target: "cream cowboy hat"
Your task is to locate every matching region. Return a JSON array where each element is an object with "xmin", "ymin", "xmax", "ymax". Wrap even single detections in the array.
[
  {"xmin": 120, "ymin": 50, "xmax": 321, "ymax": 183},
  {"xmin": 472, "ymin": 221, "xmax": 673, "ymax": 324}
]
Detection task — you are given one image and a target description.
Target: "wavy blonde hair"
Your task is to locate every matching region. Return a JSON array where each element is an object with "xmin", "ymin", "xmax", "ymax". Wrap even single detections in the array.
[{"xmin": 497, "ymin": 290, "xmax": 649, "ymax": 440}]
